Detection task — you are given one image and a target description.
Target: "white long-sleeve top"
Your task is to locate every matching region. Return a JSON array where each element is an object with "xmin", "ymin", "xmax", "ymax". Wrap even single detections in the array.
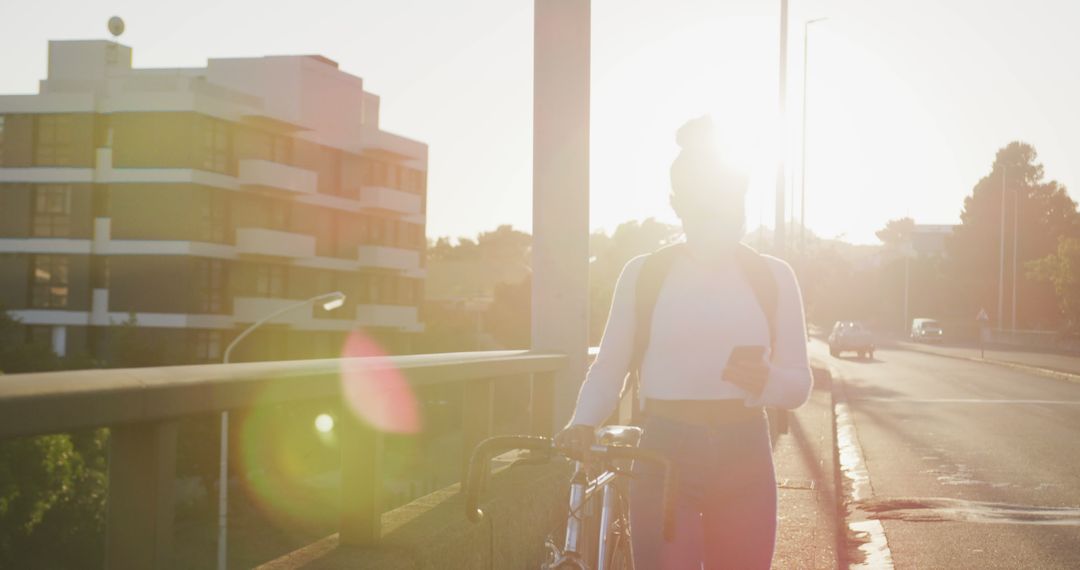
[{"xmin": 568, "ymin": 246, "xmax": 813, "ymax": 427}]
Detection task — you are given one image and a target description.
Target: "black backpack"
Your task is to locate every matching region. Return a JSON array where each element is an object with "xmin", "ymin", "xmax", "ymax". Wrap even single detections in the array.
[{"xmin": 624, "ymin": 241, "xmax": 787, "ymax": 431}]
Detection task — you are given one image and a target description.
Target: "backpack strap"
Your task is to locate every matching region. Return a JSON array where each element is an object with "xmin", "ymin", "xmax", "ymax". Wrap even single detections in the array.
[
  {"xmin": 733, "ymin": 243, "xmax": 778, "ymax": 354},
  {"xmin": 630, "ymin": 243, "xmax": 687, "ymax": 375}
]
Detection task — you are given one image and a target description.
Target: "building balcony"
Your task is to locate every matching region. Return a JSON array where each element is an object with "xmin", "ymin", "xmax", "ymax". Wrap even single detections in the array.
[
  {"xmin": 0, "ymin": 167, "xmax": 94, "ymax": 183},
  {"xmin": 356, "ymin": 186, "xmax": 422, "ymax": 216},
  {"xmin": 355, "ymin": 304, "xmax": 419, "ymax": 330},
  {"xmin": 238, "ymin": 159, "xmax": 317, "ymax": 195},
  {"xmin": 235, "ymin": 227, "xmax": 317, "ymax": 258},
  {"xmin": 357, "ymin": 245, "xmax": 421, "ymax": 271}
]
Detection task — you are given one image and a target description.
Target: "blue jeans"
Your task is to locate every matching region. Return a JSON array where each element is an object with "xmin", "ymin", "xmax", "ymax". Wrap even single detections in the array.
[{"xmin": 630, "ymin": 412, "xmax": 777, "ymax": 569}]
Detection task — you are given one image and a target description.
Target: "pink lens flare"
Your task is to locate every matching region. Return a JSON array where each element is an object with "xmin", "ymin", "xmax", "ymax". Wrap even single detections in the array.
[{"xmin": 339, "ymin": 331, "xmax": 421, "ymax": 434}]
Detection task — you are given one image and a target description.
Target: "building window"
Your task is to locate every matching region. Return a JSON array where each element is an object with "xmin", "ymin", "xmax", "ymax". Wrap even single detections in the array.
[
  {"xmin": 200, "ymin": 188, "xmax": 229, "ymax": 242},
  {"xmin": 201, "ymin": 118, "xmax": 231, "ymax": 173},
  {"xmin": 192, "ymin": 330, "xmax": 223, "ymax": 363},
  {"xmin": 357, "ymin": 274, "xmax": 372, "ymax": 304},
  {"xmin": 368, "ymin": 217, "xmax": 384, "ymax": 245},
  {"xmin": 254, "ymin": 264, "xmax": 286, "ymax": 298},
  {"xmin": 195, "ymin": 258, "xmax": 227, "ymax": 313},
  {"xmin": 30, "ymin": 255, "xmax": 69, "ymax": 309},
  {"xmin": 267, "ymin": 199, "xmax": 289, "ymax": 231},
  {"xmin": 271, "ymin": 135, "xmax": 291, "ymax": 163},
  {"xmin": 400, "ymin": 278, "xmax": 414, "ymax": 304},
  {"xmin": 31, "ymin": 185, "xmax": 72, "ymax": 237},
  {"xmin": 35, "ymin": 115, "xmax": 75, "ymax": 166}
]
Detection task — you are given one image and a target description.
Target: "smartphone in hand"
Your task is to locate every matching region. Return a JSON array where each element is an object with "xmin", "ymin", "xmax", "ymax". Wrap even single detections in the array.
[
  {"xmin": 724, "ymin": 345, "xmax": 769, "ymax": 397},
  {"xmin": 728, "ymin": 345, "xmax": 767, "ymax": 364}
]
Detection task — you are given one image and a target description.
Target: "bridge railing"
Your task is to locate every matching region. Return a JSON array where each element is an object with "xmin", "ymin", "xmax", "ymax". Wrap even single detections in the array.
[{"xmin": 0, "ymin": 350, "xmax": 566, "ymax": 569}]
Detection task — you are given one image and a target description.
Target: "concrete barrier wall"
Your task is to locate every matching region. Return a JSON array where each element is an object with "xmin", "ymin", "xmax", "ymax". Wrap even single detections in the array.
[{"xmin": 259, "ymin": 461, "xmax": 572, "ymax": 569}]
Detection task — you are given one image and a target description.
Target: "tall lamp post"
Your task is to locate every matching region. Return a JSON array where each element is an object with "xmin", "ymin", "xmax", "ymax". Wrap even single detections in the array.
[
  {"xmin": 799, "ymin": 17, "xmax": 827, "ymax": 254},
  {"xmin": 216, "ymin": 291, "xmax": 346, "ymax": 570},
  {"xmin": 774, "ymin": 0, "xmax": 789, "ymax": 255}
]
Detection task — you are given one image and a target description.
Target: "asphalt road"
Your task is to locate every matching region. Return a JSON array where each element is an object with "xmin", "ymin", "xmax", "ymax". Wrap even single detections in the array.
[{"xmin": 826, "ymin": 345, "xmax": 1080, "ymax": 569}]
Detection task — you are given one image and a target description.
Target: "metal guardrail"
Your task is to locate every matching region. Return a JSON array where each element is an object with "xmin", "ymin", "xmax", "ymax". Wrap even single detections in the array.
[{"xmin": 0, "ymin": 350, "xmax": 567, "ymax": 569}]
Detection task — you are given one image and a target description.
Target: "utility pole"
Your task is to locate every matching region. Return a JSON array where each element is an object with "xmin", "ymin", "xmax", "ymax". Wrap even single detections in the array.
[
  {"xmin": 773, "ymin": 0, "xmax": 789, "ymax": 255},
  {"xmin": 997, "ymin": 165, "xmax": 1006, "ymax": 330},
  {"xmin": 1011, "ymin": 184, "xmax": 1019, "ymax": 330}
]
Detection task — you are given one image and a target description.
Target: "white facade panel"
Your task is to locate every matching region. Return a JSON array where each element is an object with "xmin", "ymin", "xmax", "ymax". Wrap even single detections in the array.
[{"xmin": 235, "ymin": 227, "xmax": 317, "ymax": 258}]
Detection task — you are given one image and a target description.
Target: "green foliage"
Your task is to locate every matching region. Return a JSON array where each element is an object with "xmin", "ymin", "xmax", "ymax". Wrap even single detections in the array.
[
  {"xmin": 0, "ymin": 304, "xmax": 60, "ymax": 374},
  {"xmin": 875, "ymin": 217, "xmax": 915, "ymax": 247},
  {"xmin": 946, "ymin": 142, "xmax": 1080, "ymax": 326},
  {"xmin": 108, "ymin": 312, "xmax": 166, "ymax": 368},
  {"xmin": 0, "ymin": 429, "xmax": 108, "ymax": 569},
  {"xmin": 588, "ymin": 219, "xmax": 682, "ymax": 343},
  {"xmin": 1027, "ymin": 237, "xmax": 1080, "ymax": 331}
]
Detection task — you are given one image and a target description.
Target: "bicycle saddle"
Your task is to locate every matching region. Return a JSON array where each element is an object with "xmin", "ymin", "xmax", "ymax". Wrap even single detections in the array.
[{"xmin": 595, "ymin": 425, "xmax": 643, "ymax": 447}]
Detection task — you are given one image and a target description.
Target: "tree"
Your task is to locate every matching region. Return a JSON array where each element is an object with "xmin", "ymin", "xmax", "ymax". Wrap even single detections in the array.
[
  {"xmin": 0, "ymin": 429, "xmax": 108, "ymax": 569},
  {"xmin": 1027, "ymin": 237, "xmax": 1080, "ymax": 333},
  {"xmin": 875, "ymin": 217, "xmax": 914, "ymax": 248},
  {"xmin": 945, "ymin": 142, "xmax": 1080, "ymax": 327},
  {"xmin": 0, "ymin": 306, "xmax": 109, "ymax": 568},
  {"xmin": 108, "ymin": 313, "xmax": 166, "ymax": 368},
  {"xmin": 0, "ymin": 305, "xmax": 60, "ymax": 374},
  {"xmin": 588, "ymin": 219, "xmax": 681, "ymax": 344}
]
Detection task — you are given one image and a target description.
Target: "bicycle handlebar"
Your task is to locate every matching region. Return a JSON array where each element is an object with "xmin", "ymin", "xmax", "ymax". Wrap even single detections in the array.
[{"xmin": 463, "ymin": 434, "xmax": 678, "ymax": 541}]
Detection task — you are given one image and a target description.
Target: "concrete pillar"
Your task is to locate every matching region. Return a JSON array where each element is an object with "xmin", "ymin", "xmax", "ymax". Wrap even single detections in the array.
[
  {"xmin": 106, "ymin": 421, "xmax": 177, "ymax": 570},
  {"xmin": 532, "ymin": 0, "xmax": 590, "ymax": 430}
]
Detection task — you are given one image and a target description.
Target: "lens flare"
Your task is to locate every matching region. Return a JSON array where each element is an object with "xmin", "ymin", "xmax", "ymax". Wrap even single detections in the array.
[
  {"xmin": 314, "ymin": 413, "xmax": 335, "ymax": 433},
  {"xmin": 340, "ymin": 330, "xmax": 421, "ymax": 434},
  {"xmin": 236, "ymin": 398, "xmax": 341, "ymax": 534}
]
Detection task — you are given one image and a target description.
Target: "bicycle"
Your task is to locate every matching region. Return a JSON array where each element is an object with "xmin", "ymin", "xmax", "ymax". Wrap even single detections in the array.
[{"xmin": 464, "ymin": 425, "xmax": 677, "ymax": 570}]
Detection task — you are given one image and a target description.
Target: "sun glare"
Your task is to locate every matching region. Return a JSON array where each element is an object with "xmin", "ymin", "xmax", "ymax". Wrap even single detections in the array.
[{"xmin": 314, "ymin": 413, "xmax": 335, "ymax": 433}]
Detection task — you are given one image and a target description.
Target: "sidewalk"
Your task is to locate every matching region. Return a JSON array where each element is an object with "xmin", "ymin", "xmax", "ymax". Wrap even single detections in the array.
[
  {"xmin": 888, "ymin": 338, "xmax": 1080, "ymax": 383},
  {"xmin": 770, "ymin": 365, "xmax": 840, "ymax": 569}
]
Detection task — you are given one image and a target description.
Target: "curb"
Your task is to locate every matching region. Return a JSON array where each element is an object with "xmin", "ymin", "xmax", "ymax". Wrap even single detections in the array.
[
  {"xmin": 815, "ymin": 359, "xmax": 895, "ymax": 570},
  {"xmin": 896, "ymin": 343, "xmax": 1080, "ymax": 386}
]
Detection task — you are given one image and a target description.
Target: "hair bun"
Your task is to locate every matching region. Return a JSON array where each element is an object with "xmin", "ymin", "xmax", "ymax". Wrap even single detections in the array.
[{"xmin": 675, "ymin": 115, "xmax": 715, "ymax": 151}]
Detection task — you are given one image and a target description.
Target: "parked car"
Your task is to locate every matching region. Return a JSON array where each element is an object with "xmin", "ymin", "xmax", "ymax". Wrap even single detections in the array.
[
  {"xmin": 829, "ymin": 321, "xmax": 875, "ymax": 359},
  {"xmin": 910, "ymin": 318, "xmax": 945, "ymax": 343}
]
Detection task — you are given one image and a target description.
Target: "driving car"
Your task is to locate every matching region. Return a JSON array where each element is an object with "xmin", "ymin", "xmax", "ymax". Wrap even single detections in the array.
[
  {"xmin": 910, "ymin": 317, "xmax": 945, "ymax": 343},
  {"xmin": 828, "ymin": 321, "xmax": 875, "ymax": 359}
]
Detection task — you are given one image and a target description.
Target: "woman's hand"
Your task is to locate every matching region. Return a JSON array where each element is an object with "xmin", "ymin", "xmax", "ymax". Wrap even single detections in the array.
[
  {"xmin": 553, "ymin": 424, "xmax": 595, "ymax": 461},
  {"xmin": 723, "ymin": 359, "xmax": 770, "ymax": 397}
]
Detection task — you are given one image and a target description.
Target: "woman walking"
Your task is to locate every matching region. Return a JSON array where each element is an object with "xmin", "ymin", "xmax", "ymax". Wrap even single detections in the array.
[{"xmin": 556, "ymin": 117, "xmax": 813, "ymax": 569}]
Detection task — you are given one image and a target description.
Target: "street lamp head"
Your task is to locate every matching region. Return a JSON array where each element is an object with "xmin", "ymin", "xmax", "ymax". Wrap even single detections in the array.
[{"xmin": 322, "ymin": 292, "xmax": 346, "ymax": 311}]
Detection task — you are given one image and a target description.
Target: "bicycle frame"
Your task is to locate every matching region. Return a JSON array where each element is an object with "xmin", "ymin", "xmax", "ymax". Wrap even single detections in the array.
[
  {"xmin": 464, "ymin": 430, "xmax": 674, "ymax": 570},
  {"xmin": 556, "ymin": 462, "xmax": 624, "ymax": 569}
]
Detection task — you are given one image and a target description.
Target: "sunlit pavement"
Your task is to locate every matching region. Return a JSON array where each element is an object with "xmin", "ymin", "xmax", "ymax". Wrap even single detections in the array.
[
  {"xmin": 821, "ymin": 341, "xmax": 1080, "ymax": 569},
  {"xmin": 770, "ymin": 364, "xmax": 841, "ymax": 569}
]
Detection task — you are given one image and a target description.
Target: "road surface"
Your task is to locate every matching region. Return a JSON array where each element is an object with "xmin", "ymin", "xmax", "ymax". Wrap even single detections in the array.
[{"xmin": 826, "ymin": 344, "xmax": 1080, "ymax": 569}]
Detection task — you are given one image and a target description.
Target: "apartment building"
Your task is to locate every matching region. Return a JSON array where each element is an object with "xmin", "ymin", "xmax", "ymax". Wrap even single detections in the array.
[{"xmin": 0, "ymin": 40, "xmax": 427, "ymax": 364}]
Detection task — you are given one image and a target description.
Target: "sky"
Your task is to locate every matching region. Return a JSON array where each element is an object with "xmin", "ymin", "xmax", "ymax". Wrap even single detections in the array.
[{"xmin": 3, "ymin": 0, "xmax": 1079, "ymax": 244}]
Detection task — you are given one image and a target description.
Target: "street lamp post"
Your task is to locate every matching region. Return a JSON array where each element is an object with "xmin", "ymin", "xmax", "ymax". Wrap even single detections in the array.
[
  {"xmin": 997, "ymin": 166, "xmax": 1006, "ymax": 331},
  {"xmin": 799, "ymin": 17, "xmax": 827, "ymax": 254},
  {"xmin": 216, "ymin": 291, "xmax": 346, "ymax": 570},
  {"xmin": 774, "ymin": 0, "xmax": 789, "ymax": 255},
  {"xmin": 1011, "ymin": 185, "xmax": 1020, "ymax": 331}
]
